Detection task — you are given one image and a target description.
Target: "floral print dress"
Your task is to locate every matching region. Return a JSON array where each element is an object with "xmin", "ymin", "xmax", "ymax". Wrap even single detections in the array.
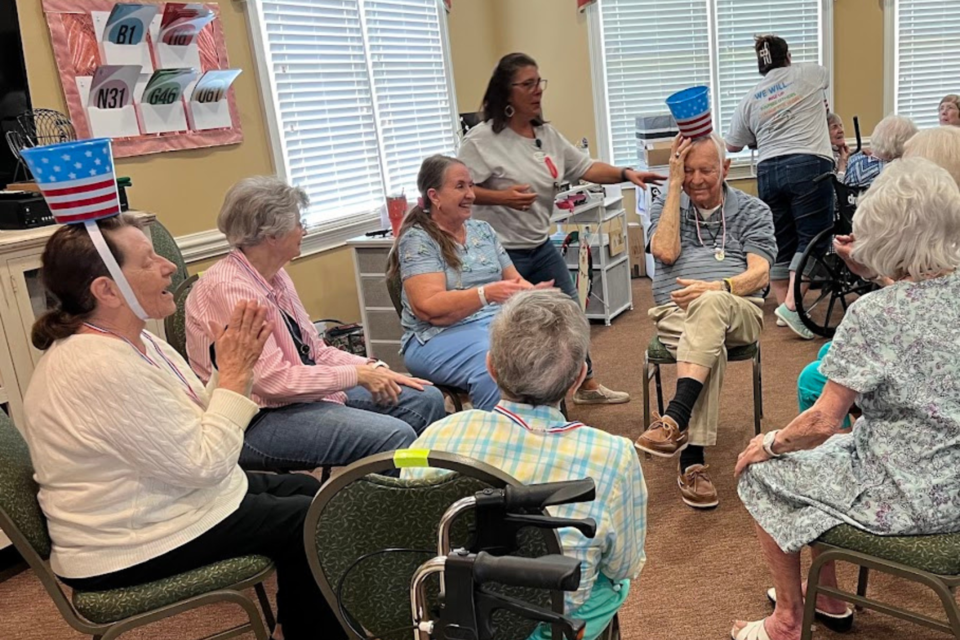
[{"xmin": 738, "ymin": 272, "xmax": 960, "ymax": 553}]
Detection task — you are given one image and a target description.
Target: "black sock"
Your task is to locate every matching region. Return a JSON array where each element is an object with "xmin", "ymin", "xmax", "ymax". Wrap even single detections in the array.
[
  {"xmin": 664, "ymin": 377, "xmax": 704, "ymax": 432},
  {"xmin": 680, "ymin": 445, "xmax": 705, "ymax": 472}
]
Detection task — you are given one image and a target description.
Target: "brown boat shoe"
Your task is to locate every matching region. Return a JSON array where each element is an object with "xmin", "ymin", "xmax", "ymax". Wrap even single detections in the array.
[
  {"xmin": 634, "ymin": 415, "xmax": 689, "ymax": 457},
  {"xmin": 678, "ymin": 463, "xmax": 719, "ymax": 509}
]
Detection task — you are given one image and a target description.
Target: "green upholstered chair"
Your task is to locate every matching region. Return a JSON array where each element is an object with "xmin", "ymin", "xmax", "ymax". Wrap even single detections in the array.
[
  {"xmin": 641, "ymin": 334, "xmax": 763, "ymax": 436},
  {"xmin": 304, "ymin": 449, "xmax": 570, "ymax": 640},
  {"xmin": 164, "ymin": 273, "xmax": 200, "ymax": 361},
  {"xmin": 0, "ymin": 411, "xmax": 276, "ymax": 640},
  {"xmin": 801, "ymin": 525, "xmax": 960, "ymax": 639},
  {"xmin": 148, "ymin": 219, "xmax": 189, "ymax": 294}
]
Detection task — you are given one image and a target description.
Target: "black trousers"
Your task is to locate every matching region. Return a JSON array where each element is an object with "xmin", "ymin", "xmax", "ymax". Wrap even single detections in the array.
[{"xmin": 61, "ymin": 472, "xmax": 346, "ymax": 640}]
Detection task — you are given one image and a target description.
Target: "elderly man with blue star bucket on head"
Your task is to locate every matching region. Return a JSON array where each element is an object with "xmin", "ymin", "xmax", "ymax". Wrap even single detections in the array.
[{"xmin": 634, "ymin": 86, "xmax": 777, "ymax": 509}]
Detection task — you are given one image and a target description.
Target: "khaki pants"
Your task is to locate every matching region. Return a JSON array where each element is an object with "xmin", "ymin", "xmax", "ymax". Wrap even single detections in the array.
[{"xmin": 648, "ymin": 291, "xmax": 763, "ymax": 447}]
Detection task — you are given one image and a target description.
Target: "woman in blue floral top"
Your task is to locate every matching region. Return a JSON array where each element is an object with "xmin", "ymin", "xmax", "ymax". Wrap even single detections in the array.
[
  {"xmin": 386, "ymin": 155, "xmax": 550, "ymax": 410},
  {"xmin": 731, "ymin": 158, "xmax": 960, "ymax": 640}
]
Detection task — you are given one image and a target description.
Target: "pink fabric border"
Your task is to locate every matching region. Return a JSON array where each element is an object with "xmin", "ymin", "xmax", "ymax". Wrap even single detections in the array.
[{"xmin": 42, "ymin": 0, "xmax": 244, "ymax": 158}]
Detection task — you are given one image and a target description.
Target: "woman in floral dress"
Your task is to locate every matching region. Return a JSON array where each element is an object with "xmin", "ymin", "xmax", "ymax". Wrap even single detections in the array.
[{"xmin": 730, "ymin": 157, "xmax": 960, "ymax": 640}]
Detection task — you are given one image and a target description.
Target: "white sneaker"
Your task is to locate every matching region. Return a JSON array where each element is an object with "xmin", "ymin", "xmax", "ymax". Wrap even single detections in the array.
[
  {"xmin": 776, "ymin": 317, "xmax": 786, "ymax": 327},
  {"xmin": 573, "ymin": 384, "xmax": 630, "ymax": 405}
]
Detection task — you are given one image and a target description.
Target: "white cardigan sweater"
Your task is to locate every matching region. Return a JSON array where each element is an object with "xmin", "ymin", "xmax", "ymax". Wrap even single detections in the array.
[{"xmin": 21, "ymin": 332, "xmax": 259, "ymax": 579}]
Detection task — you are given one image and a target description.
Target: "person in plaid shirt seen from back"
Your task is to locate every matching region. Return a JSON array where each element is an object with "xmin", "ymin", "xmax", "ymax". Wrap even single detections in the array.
[{"xmin": 404, "ymin": 289, "xmax": 646, "ymax": 640}]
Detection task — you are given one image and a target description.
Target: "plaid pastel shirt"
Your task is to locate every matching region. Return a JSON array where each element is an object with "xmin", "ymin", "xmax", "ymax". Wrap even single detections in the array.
[{"xmin": 404, "ymin": 401, "xmax": 647, "ymax": 613}]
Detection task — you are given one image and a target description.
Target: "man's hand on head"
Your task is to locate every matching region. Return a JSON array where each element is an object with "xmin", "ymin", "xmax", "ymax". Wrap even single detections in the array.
[{"xmin": 670, "ymin": 278, "xmax": 723, "ymax": 310}]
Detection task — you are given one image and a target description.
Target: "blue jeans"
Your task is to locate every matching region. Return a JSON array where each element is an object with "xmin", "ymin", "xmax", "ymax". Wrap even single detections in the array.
[
  {"xmin": 404, "ymin": 317, "xmax": 501, "ymax": 410},
  {"xmin": 239, "ymin": 385, "xmax": 446, "ymax": 471},
  {"xmin": 757, "ymin": 154, "xmax": 834, "ymax": 280},
  {"xmin": 507, "ymin": 240, "xmax": 594, "ymax": 378}
]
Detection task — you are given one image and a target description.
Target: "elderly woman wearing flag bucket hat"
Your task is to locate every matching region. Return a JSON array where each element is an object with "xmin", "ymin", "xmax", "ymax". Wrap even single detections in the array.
[
  {"xmin": 725, "ymin": 35, "xmax": 835, "ymax": 340},
  {"xmin": 17, "ymin": 138, "xmax": 347, "ymax": 640},
  {"xmin": 458, "ymin": 52, "xmax": 667, "ymax": 406}
]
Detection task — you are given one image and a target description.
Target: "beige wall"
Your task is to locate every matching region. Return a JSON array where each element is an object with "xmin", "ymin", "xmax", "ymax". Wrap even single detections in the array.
[
  {"xmin": 16, "ymin": 0, "xmax": 361, "ymax": 322},
  {"xmin": 15, "ymin": 0, "xmax": 887, "ymax": 321},
  {"xmin": 833, "ymin": 0, "xmax": 885, "ymax": 134},
  {"xmin": 448, "ymin": 0, "xmax": 887, "ymax": 196}
]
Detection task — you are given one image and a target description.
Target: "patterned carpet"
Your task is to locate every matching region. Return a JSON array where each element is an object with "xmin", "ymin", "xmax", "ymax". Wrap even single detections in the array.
[{"xmin": 1, "ymin": 278, "xmax": 954, "ymax": 639}]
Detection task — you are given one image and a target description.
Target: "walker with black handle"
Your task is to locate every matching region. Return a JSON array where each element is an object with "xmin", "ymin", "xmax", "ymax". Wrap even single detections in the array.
[{"xmin": 411, "ymin": 551, "xmax": 587, "ymax": 640}]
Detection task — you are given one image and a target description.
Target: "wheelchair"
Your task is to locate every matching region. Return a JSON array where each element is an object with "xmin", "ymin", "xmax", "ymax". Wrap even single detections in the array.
[{"xmin": 793, "ymin": 120, "xmax": 878, "ymax": 337}]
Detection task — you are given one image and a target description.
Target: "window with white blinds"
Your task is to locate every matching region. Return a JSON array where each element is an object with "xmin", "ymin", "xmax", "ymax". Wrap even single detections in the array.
[
  {"xmin": 590, "ymin": 0, "xmax": 828, "ymax": 168},
  {"xmin": 252, "ymin": 0, "xmax": 457, "ymax": 226},
  {"xmin": 889, "ymin": 0, "xmax": 960, "ymax": 129}
]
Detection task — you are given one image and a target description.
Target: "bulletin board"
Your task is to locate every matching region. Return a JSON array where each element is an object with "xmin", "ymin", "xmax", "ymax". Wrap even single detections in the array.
[{"xmin": 41, "ymin": 0, "xmax": 243, "ymax": 158}]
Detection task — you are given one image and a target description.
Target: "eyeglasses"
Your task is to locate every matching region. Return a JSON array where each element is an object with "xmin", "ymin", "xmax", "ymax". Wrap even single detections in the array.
[{"xmin": 511, "ymin": 78, "xmax": 548, "ymax": 92}]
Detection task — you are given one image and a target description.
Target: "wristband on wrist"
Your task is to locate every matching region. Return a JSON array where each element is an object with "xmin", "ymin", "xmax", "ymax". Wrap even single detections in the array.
[
  {"xmin": 620, "ymin": 167, "xmax": 631, "ymax": 183},
  {"xmin": 477, "ymin": 286, "xmax": 488, "ymax": 307},
  {"xmin": 762, "ymin": 429, "xmax": 782, "ymax": 458},
  {"xmin": 371, "ymin": 360, "xmax": 389, "ymax": 369},
  {"xmin": 723, "ymin": 278, "xmax": 735, "ymax": 295}
]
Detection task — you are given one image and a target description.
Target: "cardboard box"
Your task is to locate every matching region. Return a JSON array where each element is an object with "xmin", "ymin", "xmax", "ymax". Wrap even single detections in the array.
[
  {"xmin": 643, "ymin": 140, "xmax": 674, "ymax": 168},
  {"xmin": 628, "ymin": 222, "xmax": 645, "ymax": 278}
]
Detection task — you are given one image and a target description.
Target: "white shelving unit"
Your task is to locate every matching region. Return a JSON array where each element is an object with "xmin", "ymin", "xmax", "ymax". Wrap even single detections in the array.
[{"xmin": 552, "ymin": 187, "xmax": 633, "ymax": 325}]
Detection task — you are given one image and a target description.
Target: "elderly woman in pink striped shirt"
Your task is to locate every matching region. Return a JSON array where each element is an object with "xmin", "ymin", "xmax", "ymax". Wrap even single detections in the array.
[{"xmin": 185, "ymin": 177, "xmax": 446, "ymax": 472}]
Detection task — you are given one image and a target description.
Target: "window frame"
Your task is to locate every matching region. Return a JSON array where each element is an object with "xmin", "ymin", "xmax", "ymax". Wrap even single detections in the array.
[
  {"xmin": 244, "ymin": 0, "xmax": 460, "ymax": 255},
  {"xmin": 882, "ymin": 0, "xmax": 959, "ymax": 125},
  {"xmin": 586, "ymin": 0, "xmax": 833, "ymax": 180}
]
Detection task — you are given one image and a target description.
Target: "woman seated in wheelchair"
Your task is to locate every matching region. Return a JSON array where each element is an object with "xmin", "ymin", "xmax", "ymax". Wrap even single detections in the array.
[
  {"xmin": 404, "ymin": 289, "xmax": 646, "ymax": 640},
  {"xmin": 731, "ymin": 158, "xmax": 960, "ymax": 640},
  {"xmin": 21, "ymin": 215, "xmax": 347, "ymax": 640},
  {"xmin": 386, "ymin": 154, "xmax": 550, "ymax": 410},
  {"xmin": 798, "ymin": 125, "xmax": 960, "ymax": 425},
  {"xmin": 842, "ymin": 114, "xmax": 917, "ymax": 188}
]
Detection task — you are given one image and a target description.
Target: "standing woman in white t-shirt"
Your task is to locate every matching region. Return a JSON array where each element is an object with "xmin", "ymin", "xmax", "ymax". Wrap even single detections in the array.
[
  {"xmin": 458, "ymin": 52, "xmax": 665, "ymax": 405},
  {"xmin": 726, "ymin": 35, "xmax": 835, "ymax": 340}
]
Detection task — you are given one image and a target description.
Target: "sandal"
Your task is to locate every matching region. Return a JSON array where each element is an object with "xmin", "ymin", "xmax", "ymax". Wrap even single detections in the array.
[
  {"xmin": 767, "ymin": 587, "xmax": 854, "ymax": 632},
  {"xmin": 731, "ymin": 618, "xmax": 771, "ymax": 640}
]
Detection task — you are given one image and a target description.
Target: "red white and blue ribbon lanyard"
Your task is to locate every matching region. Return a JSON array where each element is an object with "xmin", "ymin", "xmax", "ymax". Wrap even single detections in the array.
[
  {"xmin": 83, "ymin": 323, "xmax": 204, "ymax": 408},
  {"xmin": 494, "ymin": 404, "xmax": 585, "ymax": 434}
]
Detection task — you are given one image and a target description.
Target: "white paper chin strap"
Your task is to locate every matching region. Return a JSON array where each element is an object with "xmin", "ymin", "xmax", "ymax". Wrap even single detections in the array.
[{"xmin": 85, "ymin": 220, "xmax": 149, "ymax": 321}]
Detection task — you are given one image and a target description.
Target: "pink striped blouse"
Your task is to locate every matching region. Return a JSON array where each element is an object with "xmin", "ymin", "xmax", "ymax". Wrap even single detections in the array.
[{"xmin": 185, "ymin": 250, "xmax": 368, "ymax": 408}]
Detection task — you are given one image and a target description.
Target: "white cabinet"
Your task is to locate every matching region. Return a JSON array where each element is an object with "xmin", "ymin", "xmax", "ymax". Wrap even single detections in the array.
[
  {"xmin": 347, "ymin": 236, "xmax": 406, "ymax": 372},
  {"xmin": 552, "ymin": 189, "xmax": 634, "ymax": 325}
]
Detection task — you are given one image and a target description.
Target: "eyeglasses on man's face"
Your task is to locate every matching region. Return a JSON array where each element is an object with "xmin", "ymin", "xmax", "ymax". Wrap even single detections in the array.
[{"xmin": 512, "ymin": 78, "xmax": 548, "ymax": 92}]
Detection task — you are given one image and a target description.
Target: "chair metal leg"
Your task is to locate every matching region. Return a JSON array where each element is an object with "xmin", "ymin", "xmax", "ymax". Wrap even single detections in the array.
[
  {"xmin": 642, "ymin": 353, "xmax": 652, "ymax": 431},
  {"xmin": 752, "ymin": 349, "xmax": 762, "ymax": 435},
  {"xmin": 654, "ymin": 364, "xmax": 664, "ymax": 416},
  {"xmin": 757, "ymin": 344, "xmax": 764, "ymax": 419},
  {"xmin": 855, "ymin": 566, "xmax": 869, "ymax": 612},
  {"xmin": 801, "ymin": 549, "xmax": 831, "ymax": 640},
  {"xmin": 255, "ymin": 582, "xmax": 276, "ymax": 632}
]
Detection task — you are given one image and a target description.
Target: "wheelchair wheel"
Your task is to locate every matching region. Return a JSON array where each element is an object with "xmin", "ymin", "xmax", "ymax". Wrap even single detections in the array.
[{"xmin": 794, "ymin": 227, "xmax": 877, "ymax": 338}]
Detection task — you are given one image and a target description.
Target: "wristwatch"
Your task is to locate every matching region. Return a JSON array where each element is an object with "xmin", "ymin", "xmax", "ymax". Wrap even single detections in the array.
[
  {"xmin": 762, "ymin": 429, "xmax": 782, "ymax": 458},
  {"xmin": 370, "ymin": 360, "xmax": 389, "ymax": 369},
  {"xmin": 619, "ymin": 167, "xmax": 631, "ymax": 183},
  {"xmin": 477, "ymin": 286, "xmax": 488, "ymax": 307},
  {"xmin": 721, "ymin": 279, "xmax": 732, "ymax": 293}
]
